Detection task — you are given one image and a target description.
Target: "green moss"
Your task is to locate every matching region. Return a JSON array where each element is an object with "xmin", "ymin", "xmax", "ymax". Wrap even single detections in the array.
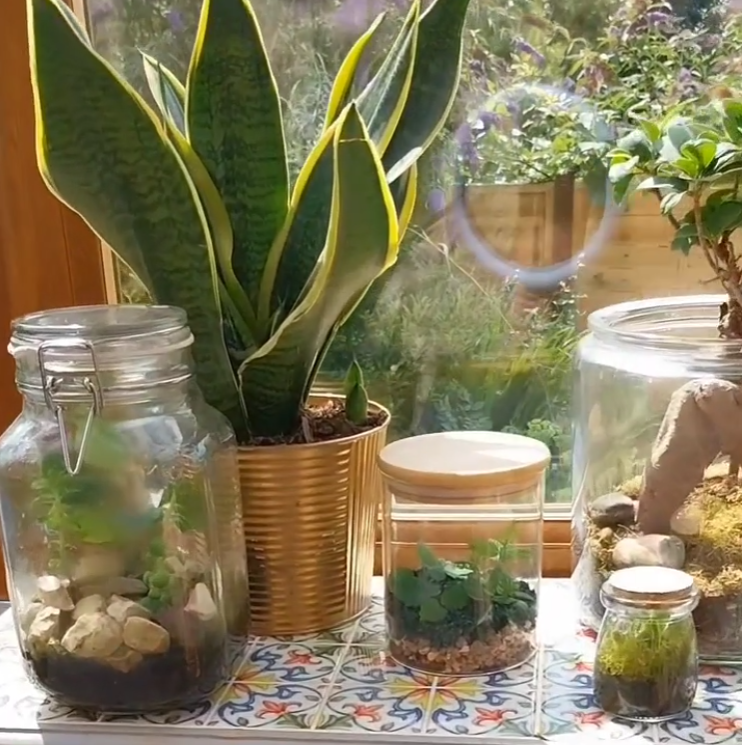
[{"xmin": 596, "ymin": 616, "xmax": 695, "ymax": 681}]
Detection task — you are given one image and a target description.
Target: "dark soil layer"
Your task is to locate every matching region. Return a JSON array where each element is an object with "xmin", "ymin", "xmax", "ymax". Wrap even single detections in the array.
[
  {"xmin": 26, "ymin": 638, "xmax": 228, "ymax": 713},
  {"xmin": 249, "ymin": 399, "xmax": 387, "ymax": 446},
  {"xmin": 594, "ymin": 670, "xmax": 696, "ymax": 721}
]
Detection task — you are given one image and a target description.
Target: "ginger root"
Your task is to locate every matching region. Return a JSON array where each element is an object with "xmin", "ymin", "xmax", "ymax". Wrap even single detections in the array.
[{"xmin": 638, "ymin": 379, "xmax": 742, "ymax": 534}]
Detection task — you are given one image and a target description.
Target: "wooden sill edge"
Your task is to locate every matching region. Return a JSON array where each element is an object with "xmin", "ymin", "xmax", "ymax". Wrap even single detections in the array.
[{"xmin": 373, "ymin": 518, "xmax": 571, "ymax": 578}]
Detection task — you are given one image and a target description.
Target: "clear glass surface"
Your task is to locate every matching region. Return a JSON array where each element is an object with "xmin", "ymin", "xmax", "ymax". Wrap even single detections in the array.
[
  {"xmin": 594, "ymin": 591, "xmax": 698, "ymax": 723},
  {"xmin": 0, "ymin": 305, "xmax": 248, "ymax": 712},
  {"xmin": 81, "ymin": 0, "xmax": 742, "ymax": 513},
  {"xmin": 573, "ymin": 295, "xmax": 742, "ymax": 662},
  {"xmin": 384, "ymin": 479, "xmax": 542, "ymax": 675}
]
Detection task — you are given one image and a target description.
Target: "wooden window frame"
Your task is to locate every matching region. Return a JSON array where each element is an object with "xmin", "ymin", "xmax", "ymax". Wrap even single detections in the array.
[
  {"xmin": 69, "ymin": 0, "xmax": 573, "ymax": 581},
  {"xmin": 373, "ymin": 518, "xmax": 571, "ymax": 578},
  {"xmin": 0, "ymin": 0, "xmax": 111, "ymax": 600}
]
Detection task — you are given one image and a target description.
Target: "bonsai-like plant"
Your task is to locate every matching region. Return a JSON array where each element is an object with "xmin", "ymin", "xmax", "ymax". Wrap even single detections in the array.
[
  {"xmin": 607, "ymin": 101, "xmax": 742, "ymax": 338},
  {"xmin": 594, "ymin": 615, "xmax": 697, "ymax": 718},
  {"xmin": 26, "ymin": 0, "xmax": 471, "ymax": 444},
  {"xmin": 386, "ymin": 539, "xmax": 536, "ymax": 673}
]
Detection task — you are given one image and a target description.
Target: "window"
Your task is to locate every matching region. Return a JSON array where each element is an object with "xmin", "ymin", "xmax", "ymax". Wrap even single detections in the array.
[{"xmin": 77, "ymin": 0, "xmax": 733, "ymax": 573}]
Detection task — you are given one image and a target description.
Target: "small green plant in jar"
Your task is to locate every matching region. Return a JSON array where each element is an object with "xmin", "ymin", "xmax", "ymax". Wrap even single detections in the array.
[
  {"xmin": 1, "ymin": 306, "xmax": 238, "ymax": 713},
  {"xmin": 593, "ymin": 566, "xmax": 699, "ymax": 721},
  {"xmin": 386, "ymin": 539, "xmax": 537, "ymax": 675}
]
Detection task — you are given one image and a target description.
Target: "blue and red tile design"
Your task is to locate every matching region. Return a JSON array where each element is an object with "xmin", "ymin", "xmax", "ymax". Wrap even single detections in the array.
[{"xmin": 0, "ymin": 581, "xmax": 739, "ymax": 742}]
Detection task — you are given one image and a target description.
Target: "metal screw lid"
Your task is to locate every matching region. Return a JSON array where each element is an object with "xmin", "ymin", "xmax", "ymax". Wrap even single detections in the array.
[{"xmin": 603, "ymin": 566, "xmax": 698, "ymax": 609}]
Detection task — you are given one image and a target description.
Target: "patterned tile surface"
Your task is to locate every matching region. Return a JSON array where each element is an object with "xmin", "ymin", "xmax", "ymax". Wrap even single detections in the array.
[{"xmin": 0, "ymin": 580, "xmax": 739, "ymax": 743}]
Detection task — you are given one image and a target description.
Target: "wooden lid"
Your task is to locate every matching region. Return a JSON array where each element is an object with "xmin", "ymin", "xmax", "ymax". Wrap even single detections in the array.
[
  {"xmin": 377, "ymin": 431, "xmax": 551, "ymax": 493},
  {"xmin": 604, "ymin": 566, "xmax": 696, "ymax": 607}
]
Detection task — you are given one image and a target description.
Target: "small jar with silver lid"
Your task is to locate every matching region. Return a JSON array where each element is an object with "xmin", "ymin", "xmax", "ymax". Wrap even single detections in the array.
[
  {"xmin": 594, "ymin": 566, "xmax": 699, "ymax": 722},
  {"xmin": 0, "ymin": 305, "xmax": 248, "ymax": 713}
]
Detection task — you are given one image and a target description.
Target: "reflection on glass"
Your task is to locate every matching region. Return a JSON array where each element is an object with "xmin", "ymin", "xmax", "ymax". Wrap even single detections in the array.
[{"xmin": 84, "ymin": 0, "xmax": 742, "ymax": 504}]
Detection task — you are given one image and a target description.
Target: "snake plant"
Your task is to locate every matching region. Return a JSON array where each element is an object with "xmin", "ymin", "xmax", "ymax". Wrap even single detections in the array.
[{"xmin": 26, "ymin": 0, "xmax": 470, "ymax": 442}]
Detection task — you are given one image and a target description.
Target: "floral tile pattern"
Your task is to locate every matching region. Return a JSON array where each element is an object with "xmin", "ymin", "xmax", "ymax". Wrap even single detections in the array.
[{"xmin": 0, "ymin": 581, "xmax": 740, "ymax": 742}]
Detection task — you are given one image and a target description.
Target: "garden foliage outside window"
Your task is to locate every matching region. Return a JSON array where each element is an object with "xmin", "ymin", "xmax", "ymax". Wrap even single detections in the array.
[{"xmin": 81, "ymin": 0, "xmax": 738, "ymax": 507}]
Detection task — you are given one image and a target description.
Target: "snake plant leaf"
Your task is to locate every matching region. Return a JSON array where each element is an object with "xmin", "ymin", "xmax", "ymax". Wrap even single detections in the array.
[
  {"xmin": 300, "ymin": 155, "xmax": 419, "ymax": 399},
  {"xmin": 141, "ymin": 53, "xmax": 186, "ymax": 133},
  {"xmin": 140, "ymin": 54, "xmax": 258, "ymax": 343},
  {"xmin": 164, "ymin": 126, "xmax": 258, "ymax": 347},
  {"xmin": 27, "ymin": 0, "xmax": 247, "ymax": 439},
  {"xmin": 258, "ymin": 123, "xmax": 336, "ymax": 326},
  {"xmin": 383, "ymin": 0, "xmax": 472, "ymax": 177},
  {"xmin": 324, "ymin": 12, "xmax": 386, "ymax": 129},
  {"xmin": 266, "ymin": 3, "xmax": 419, "ymax": 317},
  {"xmin": 356, "ymin": 0, "xmax": 420, "ymax": 154},
  {"xmin": 240, "ymin": 104, "xmax": 399, "ymax": 437},
  {"xmin": 55, "ymin": 0, "xmax": 90, "ymax": 42},
  {"xmin": 393, "ymin": 162, "xmax": 419, "ymax": 237},
  {"xmin": 187, "ymin": 0, "xmax": 289, "ymax": 331},
  {"xmin": 333, "ymin": 162, "xmax": 417, "ymax": 332}
]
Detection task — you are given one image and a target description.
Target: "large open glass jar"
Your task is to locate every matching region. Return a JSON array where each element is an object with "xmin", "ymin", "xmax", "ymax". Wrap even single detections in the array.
[
  {"xmin": 572, "ymin": 295, "xmax": 742, "ymax": 663},
  {"xmin": 0, "ymin": 305, "xmax": 248, "ymax": 712},
  {"xmin": 379, "ymin": 431, "xmax": 549, "ymax": 676}
]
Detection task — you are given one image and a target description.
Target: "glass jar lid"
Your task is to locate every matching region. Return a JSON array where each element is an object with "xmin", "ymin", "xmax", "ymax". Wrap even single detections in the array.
[
  {"xmin": 9, "ymin": 304, "xmax": 194, "ymax": 403},
  {"xmin": 588, "ymin": 294, "xmax": 742, "ymax": 361},
  {"xmin": 602, "ymin": 566, "xmax": 698, "ymax": 610},
  {"xmin": 377, "ymin": 430, "xmax": 551, "ymax": 497}
]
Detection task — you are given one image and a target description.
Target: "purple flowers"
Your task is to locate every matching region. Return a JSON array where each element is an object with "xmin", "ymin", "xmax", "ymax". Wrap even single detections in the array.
[
  {"xmin": 426, "ymin": 188, "xmax": 447, "ymax": 214},
  {"xmin": 513, "ymin": 38, "xmax": 546, "ymax": 68},
  {"xmin": 645, "ymin": 10, "xmax": 674, "ymax": 30},
  {"xmin": 165, "ymin": 9, "xmax": 185, "ymax": 33},
  {"xmin": 478, "ymin": 111, "xmax": 500, "ymax": 130},
  {"xmin": 88, "ymin": 0, "xmax": 114, "ymax": 23},
  {"xmin": 676, "ymin": 66, "xmax": 701, "ymax": 98}
]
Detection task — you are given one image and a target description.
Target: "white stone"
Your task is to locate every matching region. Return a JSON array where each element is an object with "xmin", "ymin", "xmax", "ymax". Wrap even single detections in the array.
[
  {"xmin": 27, "ymin": 606, "xmax": 61, "ymax": 653},
  {"xmin": 36, "ymin": 575, "xmax": 74, "ymax": 611},
  {"xmin": 78, "ymin": 576, "xmax": 147, "ymax": 598},
  {"xmin": 123, "ymin": 617, "xmax": 170, "ymax": 655},
  {"xmin": 185, "ymin": 582, "xmax": 218, "ymax": 621},
  {"xmin": 106, "ymin": 595, "xmax": 150, "ymax": 624},
  {"xmin": 612, "ymin": 534, "xmax": 686, "ymax": 570},
  {"xmin": 164, "ymin": 556, "xmax": 187, "ymax": 576},
  {"xmin": 72, "ymin": 594, "xmax": 106, "ymax": 620},
  {"xmin": 72, "ymin": 547, "xmax": 126, "ymax": 584},
  {"xmin": 107, "ymin": 644, "xmax": 143, "ymax": 673},
  {"xmin": 20, "ymin": 601, "xmax": 44, "ymax": 634},
  {"xmin": 62, "ymin": 612, "xmax": 123, "ymax": 659},
  {"xmin": 183, "ymin": 559, "xmax": 206, "ymax": 581}
]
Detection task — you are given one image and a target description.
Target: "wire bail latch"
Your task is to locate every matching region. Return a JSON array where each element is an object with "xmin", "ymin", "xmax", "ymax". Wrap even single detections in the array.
[{"xmin": 38, "ymin": 339, "xmax": 104, "ymax": 476}]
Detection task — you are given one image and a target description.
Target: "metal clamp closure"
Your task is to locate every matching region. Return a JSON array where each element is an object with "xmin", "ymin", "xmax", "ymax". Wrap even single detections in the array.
[{"xmin": 38, "ymin": 339, "xmax": 104, "ymax": 476}]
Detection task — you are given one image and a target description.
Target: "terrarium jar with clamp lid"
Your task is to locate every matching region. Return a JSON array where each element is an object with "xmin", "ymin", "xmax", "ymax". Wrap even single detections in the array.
[
  {"xmin": 594, "ymin": 566, "xmax": 699, "ymax": 722},
  {"xmin": 0, "ymin": 305, "xmax": 249, "ymax": 713},
  {"xmin": 378, "ymin": 431, "xmax": 549, "ymax": 676}
]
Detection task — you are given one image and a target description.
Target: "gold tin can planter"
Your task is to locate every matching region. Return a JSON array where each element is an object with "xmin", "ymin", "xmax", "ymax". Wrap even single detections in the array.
[{"xmin": 237, "ymin": 395, "xmax": 390, "ymax": 636}]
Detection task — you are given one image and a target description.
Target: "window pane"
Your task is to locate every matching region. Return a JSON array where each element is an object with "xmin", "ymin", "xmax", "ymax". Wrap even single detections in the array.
[{"xmin": 84, "ymin": 0, "xmax": 732, "ymax": 505}]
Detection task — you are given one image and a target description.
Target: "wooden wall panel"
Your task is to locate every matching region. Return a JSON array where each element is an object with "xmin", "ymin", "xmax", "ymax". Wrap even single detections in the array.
[{"xmin": 0, "ymin": 0, "xmax": 107, "ymax": 599}]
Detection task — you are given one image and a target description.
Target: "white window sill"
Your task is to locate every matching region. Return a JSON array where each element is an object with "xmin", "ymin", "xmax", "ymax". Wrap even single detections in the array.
[{"xmin": 0, "ymin": 579, "xmax": 732, "ymax": 744}]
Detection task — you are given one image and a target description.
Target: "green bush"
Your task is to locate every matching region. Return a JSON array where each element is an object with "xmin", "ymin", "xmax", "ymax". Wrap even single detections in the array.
[{"xmin": 320, "ymin": 242, "xmax": 578, "ymax": 502}]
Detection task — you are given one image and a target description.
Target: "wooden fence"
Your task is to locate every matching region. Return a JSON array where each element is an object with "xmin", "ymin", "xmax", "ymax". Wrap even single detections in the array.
[{"xmin": 430, "ymin": 181, "xmax": 717, "ymax": 318}]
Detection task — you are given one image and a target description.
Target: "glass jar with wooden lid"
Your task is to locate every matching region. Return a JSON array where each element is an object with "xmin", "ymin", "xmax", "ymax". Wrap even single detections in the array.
[
  {"xmin": 594, "ymin": 566, "xmax": 699, "ymax": 722},
  {"xmin": 378, "ymin": 430, "xmax": 550, "ymax": 676}
]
